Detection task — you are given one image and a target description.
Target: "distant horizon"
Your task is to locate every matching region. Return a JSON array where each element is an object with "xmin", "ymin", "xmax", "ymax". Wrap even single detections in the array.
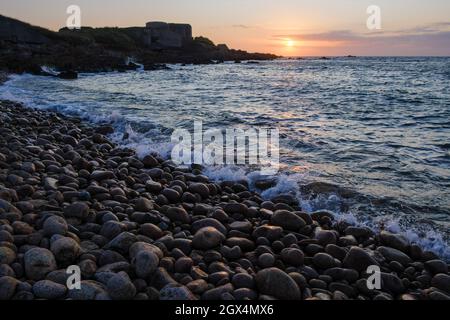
[{"xmin": 1, "ymin": 0, "xmax": 450, "ymax": 56}]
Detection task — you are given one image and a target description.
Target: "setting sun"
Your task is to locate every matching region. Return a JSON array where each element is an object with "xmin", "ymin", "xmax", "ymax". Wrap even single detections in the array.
[{"xmin": 286, "ymin": 39, "xmax": 295, "ymax": 47}]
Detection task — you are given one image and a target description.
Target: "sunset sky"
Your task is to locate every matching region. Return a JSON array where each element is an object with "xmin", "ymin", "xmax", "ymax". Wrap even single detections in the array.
[{"xmin": 1, "ymin": 0, "xmax": 450, "ymax": 56}]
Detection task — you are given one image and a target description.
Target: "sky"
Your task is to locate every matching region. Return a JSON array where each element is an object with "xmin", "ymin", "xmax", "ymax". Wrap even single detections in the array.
[{"xmin": 1, "ymin": 0, "xmax": 450, "ymax": 56}]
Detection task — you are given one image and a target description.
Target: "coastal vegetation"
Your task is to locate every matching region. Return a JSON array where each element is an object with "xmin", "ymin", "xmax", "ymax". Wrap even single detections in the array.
[{"xmin": 0, "ymin": 15, "xmax": 278, "ymax": 75}]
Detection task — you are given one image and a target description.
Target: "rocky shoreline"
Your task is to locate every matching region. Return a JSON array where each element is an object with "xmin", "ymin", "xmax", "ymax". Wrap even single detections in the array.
[
  {"xmin": 0, "ymin": 15, "xmax": 279, "ymax": 75},
  {"xmin": 0, "ymin": 100, "xmax": 449, "ymax": 301}
]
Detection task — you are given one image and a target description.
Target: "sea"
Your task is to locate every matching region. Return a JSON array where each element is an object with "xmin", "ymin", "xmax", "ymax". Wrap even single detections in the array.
[{"xmin": 1, "ymin": 57, "xmax": 450, "ymax": 259}]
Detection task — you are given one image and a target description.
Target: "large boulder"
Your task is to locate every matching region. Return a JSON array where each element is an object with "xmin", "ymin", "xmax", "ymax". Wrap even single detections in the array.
[{"xmin": 379, "ymin": 231, "xmax": 410, "ymax": 253}]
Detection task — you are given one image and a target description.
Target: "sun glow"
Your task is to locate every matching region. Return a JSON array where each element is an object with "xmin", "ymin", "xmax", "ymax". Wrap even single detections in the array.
[{"xmin": 286, "ymin": 39, "xmax": 295, "ymax": 47}]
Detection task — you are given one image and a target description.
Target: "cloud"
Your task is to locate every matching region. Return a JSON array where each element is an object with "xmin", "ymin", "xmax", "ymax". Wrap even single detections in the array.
[
  {"xmin": 273, "ymin": 22, "xmax": 450, "ymax": 55},
  {"xmin": 232, "ymin": 24, "xmax": 252, "ymax": 29}
]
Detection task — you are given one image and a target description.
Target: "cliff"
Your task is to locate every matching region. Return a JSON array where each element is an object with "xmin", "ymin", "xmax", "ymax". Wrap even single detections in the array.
[{"xmin": 0, "ymin": 15, "xmax": 279, "ymax": 74}]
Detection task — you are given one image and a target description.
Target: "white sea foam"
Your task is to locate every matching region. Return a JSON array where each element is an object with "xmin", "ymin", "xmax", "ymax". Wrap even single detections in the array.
[{"xmin": 1, "ymin": 72, "xmax": 449, "ymax": 261}]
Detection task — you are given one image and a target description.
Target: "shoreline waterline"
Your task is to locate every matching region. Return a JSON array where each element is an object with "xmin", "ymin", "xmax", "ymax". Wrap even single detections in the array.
[{"xmin": 1, "ymin": 60, "xmax": 449, "ymax": 260}]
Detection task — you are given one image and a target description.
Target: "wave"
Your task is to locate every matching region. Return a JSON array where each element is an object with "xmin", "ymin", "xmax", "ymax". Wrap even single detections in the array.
[{"xmin": 1, "ymin": 72, "xmax": 449, "ymax": 261}]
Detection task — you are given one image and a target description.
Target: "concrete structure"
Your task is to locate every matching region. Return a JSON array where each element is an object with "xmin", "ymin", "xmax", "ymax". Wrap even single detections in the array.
[{"xmin": 145, "ymin": 21, "xmax": 192, "ymax": 48}]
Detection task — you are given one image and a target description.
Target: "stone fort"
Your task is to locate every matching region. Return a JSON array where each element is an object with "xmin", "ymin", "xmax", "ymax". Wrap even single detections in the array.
[{"xmin": 144, "ymin": 21, "xmax": 192, "ymax": 48}]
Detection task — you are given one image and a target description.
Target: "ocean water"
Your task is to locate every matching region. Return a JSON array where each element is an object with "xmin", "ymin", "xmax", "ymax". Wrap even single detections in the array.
[{"xmin": 1, "ymin": 57, "xmax": 450, "ymax": 258}]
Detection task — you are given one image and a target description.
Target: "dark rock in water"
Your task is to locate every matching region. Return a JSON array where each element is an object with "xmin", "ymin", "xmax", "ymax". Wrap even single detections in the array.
[
  {"xmin": 24, "ymin": 248, "xmax": 57, "ymax": 280},
  {"xmin": 160, "ymin": 284, "xmax": 196, "ymax": 300},
  {"xmin": 271, "ymin": 193, "xmax": 298, "ymax": 206},
  {"xmin": 379, "ymin": 231, "xmax": 410, "ymax": 253},
  {"xmin": 96, "ymin": 125, "xmax": 114, "ymax": 135},
  {"xmin": 32, "ymin": 280, "xmax": 67, "ymax": 299},
  {"xmin": 58, "ymin": 70, "xmax": 78, "ymax": 79},
  {"xmin": 377, "ymin": 246, "xmax": 412, "ymax": 266},
  {"xmin": 255, "ymin": 268, "xmax": 301, "ymax": 300},
  {"xmin": 192, "ymin": 227, "xmax": 225, "ymax": 250},
  {"xmin": 254, "ymin": 179, "xmax": 276, "ymax": 190},
  {"xmin": 271, "ymin": 210, "xmax": 306, "ymax": 231},
  {"xmin": 343, "ymin": 247, "xmax": 379, "ymax": 272},
  {"xmin": 144, "ymin": 63, "xmax": 171, "ymax": 71}
]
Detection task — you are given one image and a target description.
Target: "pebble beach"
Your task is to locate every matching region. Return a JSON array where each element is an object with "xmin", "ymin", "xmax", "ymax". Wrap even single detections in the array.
[{"xmin": 0, "ymin": 99, "xmax": 449, "ymax": 300}]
